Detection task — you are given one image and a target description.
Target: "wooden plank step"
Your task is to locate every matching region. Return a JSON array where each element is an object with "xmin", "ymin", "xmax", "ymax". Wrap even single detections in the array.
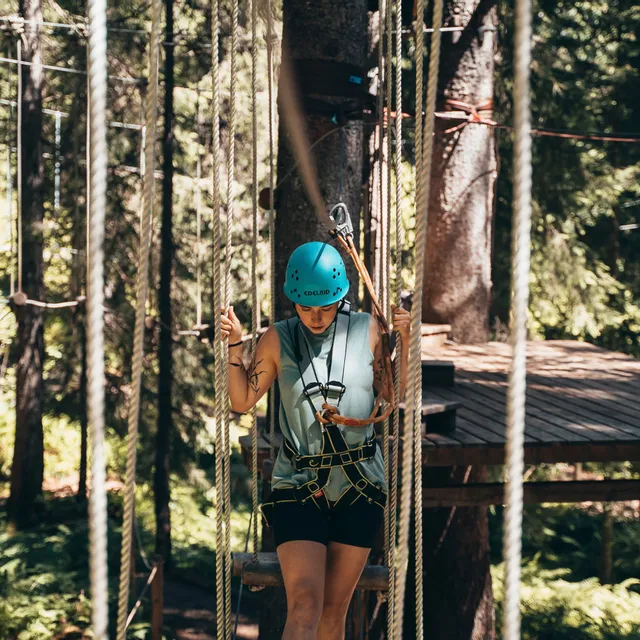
[
  {"xmin": 422, "ymin": 360, "xmax": 455, "ymax": 387},
  {"xmin": 421, "ymin": 323, "xmax": 452, "ymax": 336},
  {"xmin": 399, "ymin": 390, "xmax": 461, "ymax": 435},
  {"xmin": 233, "ymin": 553, "xmax": 388, "ymax": 591},
  {"xmin": 421, "ymin": 323, "xmax": 451, "ymax": 349},
  {"xmin": 399, "ymin": 391, "xmax": 462, "ymax": 417}
]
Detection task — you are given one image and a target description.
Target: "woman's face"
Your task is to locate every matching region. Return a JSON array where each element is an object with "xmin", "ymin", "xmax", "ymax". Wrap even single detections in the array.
[{"xmin": 295, "ymin": 302, "xmax": 339, "ymax": 334}]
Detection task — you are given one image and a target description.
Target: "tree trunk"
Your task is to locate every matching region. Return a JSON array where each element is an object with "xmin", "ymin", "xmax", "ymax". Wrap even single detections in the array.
[
  {"xmin": 417, "ymin": 1, "xmax": 498, "ymax": 635},
  {"xmin": 66, "ymin": 75, "xmax": 88, "ymax": 503},
  {"xmin": 273, "ymin": 0, "xmax": 368, "ymax": 323},
  {"xmin": 423, "ymin": 0, "xmax": 498, "ymax": 343},
  {"xmin": 155, "ymin": 0, "xmax": 174, "ymax": 563},
  {"xmin": 404, "ymin": 465, "xmax": 495, "ymax": 639},
  {"xmin": 9, "ymin": 0, "xmax": 45, "ymax": 526},
  {"xmin": 262, "ymin": 1, "xmax": 369, "ymax": 637}
]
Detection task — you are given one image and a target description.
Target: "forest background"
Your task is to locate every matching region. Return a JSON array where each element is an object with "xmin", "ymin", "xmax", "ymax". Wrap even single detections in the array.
[{"xmin": 0, "ymin": 0, "xmax": 639, "ymax": 637}]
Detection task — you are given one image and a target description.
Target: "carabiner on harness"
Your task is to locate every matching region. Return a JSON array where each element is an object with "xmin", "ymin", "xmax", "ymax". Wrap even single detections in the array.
[
  {"xmin": 328, "ymin": 202, "xmax": 354, "ymax": 240},
  {"xmin": 302, "ymin": 380, "xmax": 346, "ymax": 428}
]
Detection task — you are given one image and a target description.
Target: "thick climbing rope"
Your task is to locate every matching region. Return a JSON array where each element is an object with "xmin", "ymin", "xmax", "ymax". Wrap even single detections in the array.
[
  {"xmin": 16, "ymin": 39, "xmax": 22, "ymax": 294},
  {"xmin": 6, "ymin": 45, "xmax": 14, "ymax": 297},
  {"xmin": 411, "ymin": 0, "xmax": 425, "ymax": 635},
  {"xmin": 195, "ymin": 90, "xmax": 203, "ymax": 327},
  {"xmin": 378, "ymin": 0, "xmax": 391, "ymax": 580},
  {"xmin": 250, "ymin": 0, "xmax": 260, "ymax": 568},
  {"xmin": 503, "ymin": 0, "xmax": 532, "ymax": 636},
  {"xmin": 276, "ymin": 49, "xmax": 335, "ymax": 232},
  {"xmin": 222, "ymin": 0, "xmax": 238, "ymax": 633},
  {"xmin": 384, "ymin": 0, "xmax": 392, "ymax": 321},
  {"xmin": 374, "ymin": 1, "xmax": 384, "ymax": 305},
  {"xmin": 115, "ymin": 0, "xmax": 161, "ymax": 635},
  {"xmin": 266, "ymin": 0, "xmax": 277, "ymax": 464},
  {"xmin": 385, "ymin": 0, "xmax": 397, "ymax": 633},
  {"xmin": 392, "ymin": 0, "xmax": 410, "ymax": 632},
  {"xmin": 210, "ymin": 0, "xmax": 227, "ymax": 635},
  {"xmin": 393, "ymin": 0, "xmax": 443, "ymax": 634},
  {"xmin": 86, "ymin": 0, "xmax": 109, "ymax": 634}
]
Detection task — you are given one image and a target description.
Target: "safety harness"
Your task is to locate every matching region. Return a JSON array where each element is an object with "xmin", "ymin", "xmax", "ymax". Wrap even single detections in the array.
[{"xmin": 261, "ymin": 301, "xmax": 386, "ymax": 523}]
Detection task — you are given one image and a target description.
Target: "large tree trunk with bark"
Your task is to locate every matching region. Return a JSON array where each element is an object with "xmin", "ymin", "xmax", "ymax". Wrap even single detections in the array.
[
  {"xmin": 404, "ymin": 466, "xmax": 495, "ymax": 638},
  {"xmin": 155, "ymin": 0, "xmax": 174, "ymax": 563},
  {"xmin": 262, "ymin": 1, "xmax": 369, "ymax": 637},
  {"xmin": 273, "ymin": 0, "xmax": 368, "ymax": 322},
  {"xmin": 9, "ymin": 0, "xmax": 45, "ymax": 526},
  {"xmin": 423, "ymin": 0, "xmax": 498, "ymax": 343},
  {"xmin": 417, "ymin": 0, "xmax": 498, "ymax": 637}
]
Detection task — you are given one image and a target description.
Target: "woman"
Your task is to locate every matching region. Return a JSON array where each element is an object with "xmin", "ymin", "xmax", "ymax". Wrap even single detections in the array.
[{"xmin": 221, "ymin": 241, "xmax": 410, "ymax": 640}]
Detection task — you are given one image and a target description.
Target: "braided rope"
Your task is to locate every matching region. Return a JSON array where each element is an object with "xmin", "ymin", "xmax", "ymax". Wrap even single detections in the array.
[
  {"xmin": 115, "ymin": 0, "xmax": 161, "ymax": 636},
  {"xmin": 266, "ymin": 0, "xmax": 277, "ymax": 463},
  {"xmin": 86, "ymin": 0, "xmax": 109, "ymax": 634},
  {"xmin": 6, "ymin": 42, "xmax": 15, "ymax": 297},
  {"xmin": 412, "ymin": 0, "xmax": 425, "ymax": 636},
  {"xmin": 222, "ymin": 1, "xmax": 238, "ymax": 634},
  {"xmin": 195, "ymin": 90, "xmax": 203, "ymax": 327},
  {"xmin": 384, "ymin": 0, "xmax": 398, "ymax": 634},
  {"xmin": 377, "ymin": 0, "xmax": 391, "ymax": 572},
  {"xmin": 375, "ymin": 2, "xmax": 385, "ymax": 305},
  {"xmin": 250, "ymin": 0, "xmax": 260, "ymax": 566},
  {"xmin": 384, "ymin": 0, "xmax": 393, "ymax": 321},
  {"xmin": 16, "ymin": 39, "xmax": 22, "ymax": 293},
  {"xmin": 503, "ymin": 0, "xmax": 532, "ymax": 636},
  {"xmin": 393, "ymin": 0, "xmax": 443, "ymax": 634},
  {"xmin": 210, "ymin": 0, "xmax": 226, "ymax": 634}
]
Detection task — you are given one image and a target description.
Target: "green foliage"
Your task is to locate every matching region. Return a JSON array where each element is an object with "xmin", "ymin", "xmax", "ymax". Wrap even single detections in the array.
[
  {"xmin": 492, "ymin": 561, "xmax": 640, "ymax": 639},
  {"xmin": 490, "ymin": 502, "xmax": 640, "ymax": 585},
  {"xmin": 493, "ymin": 0, "xmax": 640, "ymax": 355}
]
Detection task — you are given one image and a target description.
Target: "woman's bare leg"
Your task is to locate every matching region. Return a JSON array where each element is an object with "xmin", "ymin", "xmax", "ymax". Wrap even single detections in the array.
[
  {"xmin": 278, "ymin": 540, "xmax": 327, "ymax": 640},
  {"xmin": 317, "ymin": 542, "xmax": 370, "ymax": 640}
]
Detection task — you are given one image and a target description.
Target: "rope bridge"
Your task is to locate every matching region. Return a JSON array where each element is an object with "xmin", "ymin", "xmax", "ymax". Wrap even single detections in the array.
[{"xmin": 2, "ymin": 0, "xmax": 535, "ymax": 636}]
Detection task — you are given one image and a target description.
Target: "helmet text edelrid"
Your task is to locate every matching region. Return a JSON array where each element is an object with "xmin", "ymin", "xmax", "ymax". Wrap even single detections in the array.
[{"xmin": 304, "ymin": 289, "xmax": 330, "ymax": 296}]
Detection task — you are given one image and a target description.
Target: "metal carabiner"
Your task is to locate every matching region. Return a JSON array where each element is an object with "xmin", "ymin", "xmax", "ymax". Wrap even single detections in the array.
[{"xmin": 328, "ymin": 202, "xmax": 354, "ymax": 240}]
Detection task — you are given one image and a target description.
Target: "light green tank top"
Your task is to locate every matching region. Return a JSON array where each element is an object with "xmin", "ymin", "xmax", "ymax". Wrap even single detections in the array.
[{"xmin": 271, "ymin": 311, "xmax": 387, "ymax": 503}]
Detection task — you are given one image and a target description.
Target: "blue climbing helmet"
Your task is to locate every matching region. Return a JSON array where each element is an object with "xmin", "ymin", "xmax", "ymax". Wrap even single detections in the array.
[{"xmin": 284, "ymin": 242, "xmax": 350, "ymax": 307}]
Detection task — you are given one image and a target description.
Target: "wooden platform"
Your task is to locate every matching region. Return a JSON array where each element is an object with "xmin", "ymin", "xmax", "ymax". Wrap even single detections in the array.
[{"xmin": 421, "ymin": 340, "xmax": 640, "ymax": 467}]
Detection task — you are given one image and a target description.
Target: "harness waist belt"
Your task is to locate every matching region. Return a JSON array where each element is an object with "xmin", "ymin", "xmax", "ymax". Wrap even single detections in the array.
[{"xmin": 282, "ymin": 433, "xmax": 377, "ymax": 471}]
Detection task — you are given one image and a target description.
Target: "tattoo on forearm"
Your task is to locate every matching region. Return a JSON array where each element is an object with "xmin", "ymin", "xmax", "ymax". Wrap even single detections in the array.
[
  {"xmin": 374, "ymin": 358, "xmax": 384, "ymax": 384},
  {"xmin": 247, "ymin": 357, "xmax": 265, "ymax": 396}
]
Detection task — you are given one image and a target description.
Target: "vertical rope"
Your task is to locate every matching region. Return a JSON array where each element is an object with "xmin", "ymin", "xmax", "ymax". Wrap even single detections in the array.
[
  {"xmin": 195, "ymin": 89, "xmax": 203, "ymax": 327},
  {"xmin": 392, "ymin": 0, "xmax": 410, "ymax": 634},
  {"xmin": 54, "ymin": 110, "xmax": 61, "ymax": 211},
  {"xmin": 250, "ymin": 0, "xmax": 260, "ymax": 566},
  {"xmin": 222, "ymin": 1, "xmax": 238, "ymax": 634},
  {"xmin": 412, "ymin": 0, "xmax": 425, "ymax": 636},
  {"xmin": 378, "ymin": 0, "xmax": 391, "ymax": 574},
  {"xmin": 394, "ymin": 0, "xmax": 443, "ymax": 633},
  {"xmin": 86, "ymin": 0, "xmax": 109, "ymax": 634},
  {"xmin": 385, "ymin": 2, "xmax": 398, "ymax": 636},
  {"xmin": 86, "ymin": 47, "xmax": 91, "ymax": 275},
  {"xmin": 383, "ymin": 0, "xmax": 393, "ymax": 319},
  {"xmin": 266, "ymin": 0, "xmax": 277, "ymax": 462},
  {"xmin": 503, "ymin": 0, "xmax": 532, "ymax": 635},
  {"xmin": 115, "ymin": 0, "xmax": 161, "ymax": 635},
  {"xmin": 6, "ymin": 46, "xmax": 15, "ymax": 297},
  {"xmin": 211, "ymin": 0, "xmax": 226, "ymax": 634},
  {"xmin": 16, "ymin": 39, "xmax": 22, "ymax": 294}
]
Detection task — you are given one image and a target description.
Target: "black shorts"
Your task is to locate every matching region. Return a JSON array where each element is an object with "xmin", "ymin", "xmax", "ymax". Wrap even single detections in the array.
[{"xmin": 264, "ymin": 489, "xmax": 385, "ymax": 549}]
